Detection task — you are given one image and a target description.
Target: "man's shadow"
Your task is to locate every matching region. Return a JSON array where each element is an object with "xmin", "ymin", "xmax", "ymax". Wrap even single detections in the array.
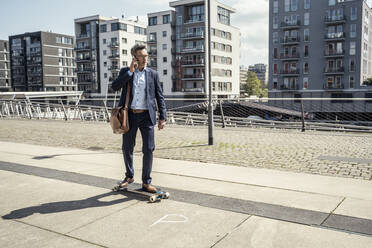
[{"xmin": 2, "ymin": 191, "xmax": 136, "ymax": 220}]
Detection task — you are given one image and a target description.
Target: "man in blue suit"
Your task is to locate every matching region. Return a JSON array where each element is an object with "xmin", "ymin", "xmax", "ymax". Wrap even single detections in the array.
[{"xmin": 111, "ymin": 44, "xmax": 166, "ymax": 193}]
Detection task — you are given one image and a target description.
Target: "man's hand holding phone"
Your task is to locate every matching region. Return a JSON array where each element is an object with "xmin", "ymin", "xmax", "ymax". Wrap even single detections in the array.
[{"xmin": 130, "ymin": 56, "xmax": 138, "ymax": 73}]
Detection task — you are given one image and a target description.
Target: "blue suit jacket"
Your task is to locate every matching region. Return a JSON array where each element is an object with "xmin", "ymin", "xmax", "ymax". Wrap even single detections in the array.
[{"xmin": 111, "ymin": 67, "xmax": 167, "ymax": 126}]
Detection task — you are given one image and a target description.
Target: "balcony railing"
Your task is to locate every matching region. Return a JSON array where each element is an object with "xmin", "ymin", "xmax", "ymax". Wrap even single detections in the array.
[
  {"xmin": 147, "ymin": 38, "xmax": 157, "ymax": 43},
  {"xmin": 324, "ymin": 32, "xmax": 345, "ymax": 40},
  {"xmin": 77, "ymin": 33, "xmax": 90, "ymax": 39},
  {"xmin": 181, "ymin": 60, "xmax": 205, "ymax": 66},
  {"xmin": 279, "ymin": 53, "xmax": 300, "ymax": 60},
  {"xmin": 279, "ymin": 84, "xmax": 299, "ymax": 91},
  {"xmin": 182, "ymin": 74, "xmax": 205, "ymax": 80},
  {"xmin": 280, "ymin": 20, "xmax": 301, "ymax": 29},
  {"xmin": 108, "ymin": 54, "xmax": 120, "ymax": 59},
  {"xmin": 181, "ymin": 47, "xmax": 205, "ymax": 53},
  {"xmin": 76, "ymin": 57, "xmax": 91, "ymax": 62},
  {"xmin": 324, "ymin": 50, "xmax": 345, "ymax": 57},
  {"xmin": 280, "ymin": 36, "xmax": 300, "ymax": 44},
  {"xmin": 182, "ymin": 87, "xmax": 204, "ymax": 92},
  {"xmin": 147, "ymin": 62, "xmax": 157, "ymax": 67},
  {"xmin": 279, "ymin": 69, "xmax": 300, "ymax": 75},
  {"xmin": 184, "ymin": 16, "xmax": 205, "ymax": 24},
  {"xmin": 108, "ymin": 66, "xmax": 120, "ymax": 71},
  {"xmin": 75, "ymin": 46, "xmax": 90, "ymax": 51},
  {"xmin": 325, "ymin": 16, "xmax": 346, "ymax": 24},
  {"xmin": 181, "ymin": 32, "xmax": 204, "ymax": 39},
  {"xmin": 324, "ymin": 67, "xmax": 345, "ymax": 74},
  {"xmin": 108, "ymin": 42, "xmax": 119, "ymax": 48},
  {"xmin": 323, "ymin": 83, "xmax": 345, "ymax": 89},
  {"xmin": 148, "ymin": 50, "xmax": 157, "ymax": 56}
]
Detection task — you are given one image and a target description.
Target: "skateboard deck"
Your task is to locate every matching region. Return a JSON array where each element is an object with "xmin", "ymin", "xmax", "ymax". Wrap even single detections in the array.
[{"xmin": 112, "ymin": 185, "xmax": 170, "ymax": 203}]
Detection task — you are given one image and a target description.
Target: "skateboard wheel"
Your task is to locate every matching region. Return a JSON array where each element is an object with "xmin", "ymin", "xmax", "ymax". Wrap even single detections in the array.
[
  {"xmin": 112, "ymin": 186, "xmax": 119, "ymax": 192},
  {"xmin": 149, "ymin": 195, "xmax": 157, "ymax": 203},
  {"xmin": 164, "ymin": 192, "xmax": 170, "ymax": 199}
]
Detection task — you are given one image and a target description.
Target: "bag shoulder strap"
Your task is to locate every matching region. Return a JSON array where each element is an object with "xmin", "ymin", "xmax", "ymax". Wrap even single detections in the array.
[{"xmin": 124, "ymin": 83, "xmax": 131, "ymax": 110}]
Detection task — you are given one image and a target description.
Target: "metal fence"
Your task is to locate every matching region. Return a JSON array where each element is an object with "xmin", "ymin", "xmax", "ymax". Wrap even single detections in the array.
[{"xmin": 1, "ymin": 97, "xmax": 372, "ymax": 133}]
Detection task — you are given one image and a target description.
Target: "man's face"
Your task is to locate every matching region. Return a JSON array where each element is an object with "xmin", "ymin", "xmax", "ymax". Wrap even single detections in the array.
[{"xmin": 135, "ymin": 49, "xmax": 148, "ymax": 67}]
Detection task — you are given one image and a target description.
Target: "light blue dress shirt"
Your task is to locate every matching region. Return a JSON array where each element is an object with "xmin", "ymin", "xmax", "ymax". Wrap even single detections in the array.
[{"xmin": 129, "ymin": 68, "xmax": 148, "ymax": 110}]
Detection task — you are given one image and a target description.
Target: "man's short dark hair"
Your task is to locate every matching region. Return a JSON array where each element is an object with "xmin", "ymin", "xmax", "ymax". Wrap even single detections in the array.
[{"xmin": 131, "ymin": 44, "xmax": 147, "ymax": 56}]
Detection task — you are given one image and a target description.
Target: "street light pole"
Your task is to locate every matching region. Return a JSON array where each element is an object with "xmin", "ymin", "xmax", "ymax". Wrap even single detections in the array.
[{"xmin": 207, "ymin": 0, "xmax": 214, "ymax": 145}]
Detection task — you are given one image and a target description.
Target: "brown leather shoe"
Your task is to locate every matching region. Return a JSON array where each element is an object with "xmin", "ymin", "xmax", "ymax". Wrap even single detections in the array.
[
  {"xmin": 142, "ymin": 184, "xmax": 157, "ymax": 193},
  {"xmin": 119, "ymin": 177, "xmax": 134, "ymax": 188}
]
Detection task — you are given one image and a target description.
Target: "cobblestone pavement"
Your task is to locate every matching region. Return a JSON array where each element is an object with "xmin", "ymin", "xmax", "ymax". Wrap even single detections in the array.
[{"xmin": 0, "ymin": 118, "xmax": 371, "ymax": 180}]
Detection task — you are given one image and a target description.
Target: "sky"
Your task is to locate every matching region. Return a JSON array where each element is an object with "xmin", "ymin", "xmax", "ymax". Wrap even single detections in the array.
[{"xmin": 1, "ymin": 0, "xmax": 271, "ymax": 66}]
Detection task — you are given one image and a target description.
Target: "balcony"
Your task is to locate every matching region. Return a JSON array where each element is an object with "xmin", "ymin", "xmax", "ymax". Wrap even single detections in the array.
[
  {"xmin": 76, "ymin": 68, "xmax": 94, "ymax": 73},
  {"xmin": 76, "ymin": 33, "xmax": 90, "ymax": 39},
  {"xmin": 182, "ymin": 74, "xmax": 205, "ymax": 80},
  {"xmin": 279, "ymin": 69, "xmax": 300, "ymax": 76},
  {"xmin": 147, "ymin": 38, "xmax": 157, "ymax": 44},
  {"xmin": 171, "ymin": 35, "xmax": 176, "ymax": 41},
  {"xmin": 171, "ymin": 48, "xmax": 177, "ymax": 55},
  {"xmin": 182, "ymin": 87, "xmax": 204, "ymax": 93},
  {"xmin": 181, "ymin": 32, "xmax": 204, "ymax": 39},
  {"xmin": 280, "ymin": 20, "xmax": 301, "ymax": 29},
  {"xmin": 148, "ymin": 50, "xmax": 157, "ymax": 56},
  {"xmin": 76, "ymin": 57, "xmax": 92, "ymax": 62},
  {"xmin": 109, "ymin": 66, "xmax": 120, "ymax": 71},
  {"xmin": 75, "ymin": 45, "xmax": 90, "ymax": 51},
  {"xmin": 147, "ymin": 62, "xmax": 157, "ymax": 68},
  {"xmin": 108, "ymin": 42, "xmax": 119, "ymax": 48},
  {"xmin": 324, "ymin": 67, "xmax": 344, "ymax": 75},
  {"xmin": 181, "ymin": 47, "xmax": 204, "ymax": 53},
  {"xmin": 279, "ymin": 53, "xmax": 300, "ymax": 61},
  {"xmin": 324, "ymin": 49, "xmax": 345, "ymax": 57},
  {"xmin": 184, "ymin": 16, "xmax": 205, "ymax": 25},
  {"xmin": 279, "ymin": 84, "xmax": 299, "ymax": 91},
  {"xmin": 280, "ymin": 36, "xmax": 300, "ymax": 45},
  {"xmin": 323, "ymin": 83, "xmax": 345, "ymax": 90},
  {"xmin": 108, "ymin": 54, "xmax": 120, "ymax": 60},
  {"xmin": 325, "ymin": 16, "xmax": 346, "ymax": 25},
  {"xmin": 324, "ymin": 32, "xmax": 345, "ymax": 41},
  {"xmin": 181, "ymin": 60, "xmax": 205, "ymax": 67}
]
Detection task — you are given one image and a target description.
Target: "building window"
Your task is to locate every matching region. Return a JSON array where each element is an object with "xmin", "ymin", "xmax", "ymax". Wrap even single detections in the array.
[
  {"xmin": 349, "ymin": 75, "xmax": 355, "ymax": 88},
  {"xmin": 291, "ymin": 0, "xmax": 298, "ymax": 11},
  {"xmin": 285, "ymin": 0, "xmax": 290, "ymax": 12},
  {"xmin": 273, "ymin": 78, "xmax": 278, "ymax": 89},
  {"xmin": 104, "ymin": 62, "xmax": 107, "ymax": 67},
  {"xmin": 304, "ymin": 45, "xmax": 309, "ymax": 57},
  {"xmin": 163, "ymin": 14, "xmax": 170, "ymax": 24},
  {"xmin": 303, "ymin": 77, "xmax": 308, "ymax": 89},
  {"xmin": 111, "ymin": 23, "xmax": 119, "ymax": 31},
  {"xmin": 304, "ymin": 0, "xmax": 310, "ymax": 9},
  {"xmin": 349, "ymin": 59, "xmax": 355, "ymax": 72},
  {"xmin": 100, "ymin": 24, "xmax": 107, "ymax": 33},
  {"xmin": 350, "ymin": 24, "xmax": 356, "ymax": 38},
  {"xmin": 273, "ymin": 0, "xmax": 278, "ymax": 13},
  {"xmin": 103, "ymin": 50, "xmax": 107, "ymax": 56},
  {"xmin": 162, "ymin": 44, "xmax": 167, "ymax": 50},
  {"xmin": 103, "ymin": 39, "xmax": 106, "ymax": 44},
  {"xmin": 350, "ymin": 41, "xmax": 356, "ymax": 55},
  {"xmin": 304, "ymin": 29, "xmax": 310, "ymax": 41},
  {"xmin": 104, "ymin": 73, "xmax": 107, "ymax": 78},
  {"xmin": 350, "ymin": 7, "xmax": 357, "ymax": 21},
  {"xmin": 273, "ymin": 63, "xmax": 278, "ymax": 74},
  {"xmin": 273, "ymin": 32, "xmax": 278, "ymax": 43},
  {"xmin": 163, "ymin": 57, "xmax": 167, "ymax": 62},
  {"xmin": 149, "ymin": 16, "xmax": 157, "ymax": 26},
  {"xmin": 134, "ymin": 26, "xmax": 146, "ymax": 35},
  {"xmin": 273, "ymin": 47, "xmax": 278, "ymax": 59},
  {"xmin": 163, "ymin": 69, "xmax": 167, "ymax": 75},
  {"xmin": 304, "ymin": 13, "xmax": 309, "ymax": 25},
  {"xmin": 120, "ymin": 23, "xmax": 127, "ymax": 31},
  {"xmin": 163, "ymin": 31, "xmax": 167, "ymax": 37},
  {"xmin": 122, "ymin": 49, "xmax": 127, "ymax": 55},
  {"xmin": 122, "ymin": 38, "xmax": 127, "ymax": 44},
  {"xmin": 329, "ymin": 0, "xmax": 336, "ymax": 6},
  {"xmin": 304, "ymin": 62, "xmax": 309, "ymax": 73},
  {"xmin": 273, "ymin": 16, "xmax": 278, "ymax": 29},
  {"xmin": 122, "ymin": 61, "xmax": 128, "ymax": 66},
  {"xmin": 217, "ymin": 6, "xmax": 230, "ymax": 25}
]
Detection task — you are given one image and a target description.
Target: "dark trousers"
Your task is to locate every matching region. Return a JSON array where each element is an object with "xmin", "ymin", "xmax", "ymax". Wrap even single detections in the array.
[{"xmin": 122, "ymin": 111, "xmax": 155, "ymax": 185}]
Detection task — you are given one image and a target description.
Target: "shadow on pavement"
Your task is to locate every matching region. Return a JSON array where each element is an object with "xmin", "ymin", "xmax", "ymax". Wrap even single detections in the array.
[{"xmin": 2, "ymin": 191, "xmax": 136, "ymax": 220}]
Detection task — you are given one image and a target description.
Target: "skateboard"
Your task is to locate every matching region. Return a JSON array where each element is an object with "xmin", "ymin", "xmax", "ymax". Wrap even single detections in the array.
[{"xmin": 112, "ymin": 184, "xmax": 170, "ymax": 203}]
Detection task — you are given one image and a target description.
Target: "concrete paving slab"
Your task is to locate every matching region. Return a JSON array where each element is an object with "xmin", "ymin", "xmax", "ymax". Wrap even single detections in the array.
[
  {"xmin": 322, "ymin": 214, "xmax": 372, "ymax": 235},
  {"xmin": 1, "ymin": 171, "xmax": 138, "ymax": 234},
  {"xmin": 334, "ymin": 198, "xmax": 372, "ymax": 220},
  {"xmin": 68, "ymin": 199, "xmax": 249, "ymax": 248},
  {"xmin": 0, "ymin": 219, "xmax": 101, "ymax": 248},
  {"xmin": 213, "ymin": 216, "xmax": 372, "ymax": 248}
]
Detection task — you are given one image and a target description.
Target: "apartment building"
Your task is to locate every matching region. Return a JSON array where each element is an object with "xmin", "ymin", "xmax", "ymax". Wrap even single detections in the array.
[
  {"xmin": 269, "ymin": 0, "xmax": 372, "ymax": 103},
  {"xmin": 248, "ymin": 63, "xmax": 268, "ymax": 86},
  {"xmin": 9, "ymin": 31, "xmax": 77, "ymax": 92},
  {"xmin": 148, "ymin": 0, "xmax": 240, "ymax": 99},
  {"xmin": 0, "ymin": 40, "xmax": 11, "ymax": 92},
  {"xmin": 74, "ymin": 15, "xmax": 147, "ymax": 98}
]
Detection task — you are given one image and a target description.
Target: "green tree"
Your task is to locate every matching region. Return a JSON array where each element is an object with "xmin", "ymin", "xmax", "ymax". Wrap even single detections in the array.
[{"xmin": 244, "ymin": 71, "xmax": 268, "ymax": 97}]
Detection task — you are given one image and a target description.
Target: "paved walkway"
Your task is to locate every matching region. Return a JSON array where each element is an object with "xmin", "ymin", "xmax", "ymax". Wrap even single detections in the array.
[
  {"xmin": 0, "ymin": 119, "xmax": 372, "ymax": 180},
  {"xmin": 1, "ymin": 141, "xmax": 372, "ymax": 247}
]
